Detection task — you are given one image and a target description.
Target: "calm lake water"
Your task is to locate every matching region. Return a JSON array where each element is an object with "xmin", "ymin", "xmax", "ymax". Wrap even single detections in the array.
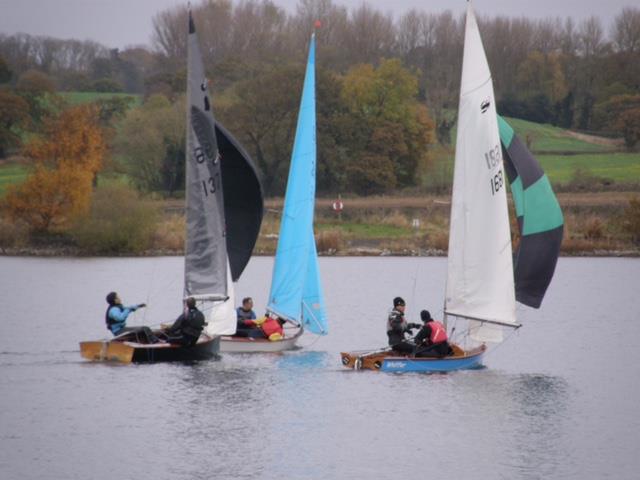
[{"xmin": 0, "ymin": 256, "xmax": 639, "ymax": 479}]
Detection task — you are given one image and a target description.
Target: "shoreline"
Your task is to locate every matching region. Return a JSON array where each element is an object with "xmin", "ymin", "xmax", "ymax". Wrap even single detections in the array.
[{"xmin": 2, "ymin": 246, "xmax": 638, "ymax": 258}]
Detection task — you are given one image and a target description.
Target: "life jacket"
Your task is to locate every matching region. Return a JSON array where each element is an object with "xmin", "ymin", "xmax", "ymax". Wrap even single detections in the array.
[
  {"xmin": 429, "ymin": 320, "xmax": 448, "ymax": 344},
  {"xmin": 105, "ymin": 305, "xmax": 124, "ymax": 332},
  {"xmin": 261, "ymin": 317, "xmax": 284, "ymax": 341},
  {"xmin": 182, "ymin": 309, "xmax": 205, "ymax": 339},
  {"xmin": 386, "ymin": 309, "xmax": 407, "ymax": 333},
  {"xmin": 236, "ymin": 307, "xmax": 255, "ymax": 322}
]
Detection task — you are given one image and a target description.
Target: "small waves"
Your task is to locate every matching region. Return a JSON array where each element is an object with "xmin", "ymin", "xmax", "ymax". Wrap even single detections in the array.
[{"xmin": 0, "ymin": 349, "xmax": 81, "ymax": 367}]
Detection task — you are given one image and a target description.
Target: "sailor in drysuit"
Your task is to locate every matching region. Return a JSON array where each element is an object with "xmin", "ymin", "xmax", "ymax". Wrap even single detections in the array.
[{"xmin": 386, "ymin": 297, "xmax": 420, "ymax": 354}]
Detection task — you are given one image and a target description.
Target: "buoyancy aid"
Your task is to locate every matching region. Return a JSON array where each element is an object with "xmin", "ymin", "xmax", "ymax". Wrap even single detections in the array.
[
  {"xmin": 182, "ymin": 309, "xmax": 205, "ymax": 339},
  {"xmin": 429, "ymin": 320, "xmax": 448, "ymax": 344},
  {"xmin": 105, "ymin": 305, "xmax": 124, "ymax": 333},
  {"xmin": 387, "ymin": 309, "xmax": 410, "ymax": 346},
  {"xmin": 261, "ymin": 317, "xmax": 284, "ymax": 341},
  {"xmin": 386, "ymin": 309, "xmax": 407, "ymax": 333}
]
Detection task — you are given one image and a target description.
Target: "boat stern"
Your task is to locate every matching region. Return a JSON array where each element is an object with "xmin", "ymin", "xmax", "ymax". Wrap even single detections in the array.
[{"xmin": 79, "ymin": 340, "xmax": 134, "ymax": 363}]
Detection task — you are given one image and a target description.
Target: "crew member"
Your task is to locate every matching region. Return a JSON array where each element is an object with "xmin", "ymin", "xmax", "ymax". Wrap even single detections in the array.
[
  {"xmin": 235, "ymin": 297, "xmax": 259, "ymax": 336},
  {"xmin": 386, "ymin": 297, "xmax": 420, "ymax": 354},
  {"xmin": 164, "ymin": 297, "xmax": 207, "ymax": 346},
  {"xmin": 414, "ymin": 310, "xmax": 452, "ymax": 358},
  {"xmin": 105, "ymin": 291, "xmax": 157, "ymax": 343}
]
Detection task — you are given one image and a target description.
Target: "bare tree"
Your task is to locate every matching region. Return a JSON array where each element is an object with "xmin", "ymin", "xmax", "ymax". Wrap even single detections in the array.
[
  {"xmin": 345, "ymin": 3, "xmax": 395, "ymax": 65},
  {"xmin": 612, "ymin": 7, "xmax": 640, "ymax": 53}
]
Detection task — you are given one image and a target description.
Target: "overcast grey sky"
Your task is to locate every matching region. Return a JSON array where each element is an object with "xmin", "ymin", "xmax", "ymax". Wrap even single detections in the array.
[{"xmin": 0, "ymin": 0, "xmax": 635, "ymax": 49}]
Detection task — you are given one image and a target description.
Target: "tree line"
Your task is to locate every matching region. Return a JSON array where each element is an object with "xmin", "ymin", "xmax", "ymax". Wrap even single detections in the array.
[
  {"xmin": 1, "ymin": 0, "xmax": 639, "ymax": 207},
  {"xmin": 2, "ymin": 1, "xmax": 638, "ymax": 131}
]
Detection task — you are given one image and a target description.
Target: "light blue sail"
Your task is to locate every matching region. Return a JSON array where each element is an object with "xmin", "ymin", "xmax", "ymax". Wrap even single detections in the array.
[
  {"xmin": 267, "ymin": 33, "xmax": 327, "ymax": 334},
  {"xmin": 302, "ymin": 232, "xmax": 327, "ymax": 334}
]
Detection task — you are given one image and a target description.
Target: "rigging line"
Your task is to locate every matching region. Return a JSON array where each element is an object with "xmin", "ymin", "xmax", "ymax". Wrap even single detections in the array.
[
  {"xmin": 298, "ymin": 330, "xmax": 322, "ymax": 349},
  {"xmin": 409, "ymin": 262, "xmax": 419, "ymax": 322},
  {"xmin": 143, "ymin": 259, "xmax": 158, "ymax": 323},
  {"xmin": 302, "ymin": 300, "xmax": 325, "ymax": 334},
  {"xmin": 148, "ymin": 274, "xmax": 180, "ymax": 301},
  {"xmin": 482, "ymin": 327, "xmax": 520, "ymax": 360}
]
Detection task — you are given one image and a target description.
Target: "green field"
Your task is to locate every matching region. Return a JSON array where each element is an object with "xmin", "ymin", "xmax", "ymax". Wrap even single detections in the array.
[
  {"xmin": 450, "ymin": 116, "xmax": 618, "ymax": 153},
  {"xmin": 0, "ymin": 165, "xmax": 131, "ymax": 197},
  {"xmin": 0, "ymin": 164, "xmax": 29, "ymax": 196},
  {"xmin": 58, "ymin": 91, "xmax": 142, "ymax": 107},
  {"xmin": 538, "ymin": 152, "xmax": 640, "ymax": 184},
  {"xmin": 504, "ymin": 117, "xmax": 616, "ymax": 153}
]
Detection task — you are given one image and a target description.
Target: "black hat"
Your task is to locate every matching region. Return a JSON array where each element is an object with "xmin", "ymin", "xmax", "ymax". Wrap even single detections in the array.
[
  {"xmin": 420, "ymin": 310, "xmax": 432, "ymax": 322},
  {"xmin": 106, "ymin": 292, "xmax": 117, "ymax": 305},
  {"xmin": 393, "ymin": 297, "xmax": 405, "ymax": 307}
]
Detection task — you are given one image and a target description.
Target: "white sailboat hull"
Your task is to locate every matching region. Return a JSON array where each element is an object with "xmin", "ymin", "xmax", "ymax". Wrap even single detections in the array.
[{"xmin": 219, "ymin": 328, "xmax": 303, "ymax": 353}]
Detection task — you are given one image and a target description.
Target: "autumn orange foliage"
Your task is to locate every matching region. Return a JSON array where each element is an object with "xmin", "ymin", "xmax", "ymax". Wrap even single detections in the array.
[
  {"xmin": 23, "ymin": 105, "xmax": 105, "ymax": 175},
  {"xmin": 2, "ymin": 105, "xmax": 106, "ymax": 232}
]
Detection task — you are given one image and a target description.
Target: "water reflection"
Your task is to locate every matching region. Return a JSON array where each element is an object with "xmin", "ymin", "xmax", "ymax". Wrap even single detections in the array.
[
  {"xmin": 275, "ymin": 350, "xmax": 331, "ymax": 369},
  {"xmin": 506, "ymin": 374, "xmax": 571, "ymax": 479}
]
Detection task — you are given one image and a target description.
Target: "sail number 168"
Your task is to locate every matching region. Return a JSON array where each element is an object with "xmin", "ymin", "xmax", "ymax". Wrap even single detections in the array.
[{"xmin": 490, "ymin": 170, "xmax": 504, "ymax": 195}]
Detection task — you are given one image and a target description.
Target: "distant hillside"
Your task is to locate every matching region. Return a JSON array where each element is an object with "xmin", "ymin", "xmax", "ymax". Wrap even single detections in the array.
[{"xmin": 504, "ymin": 117, "xmax": 621, "ymax": 154}]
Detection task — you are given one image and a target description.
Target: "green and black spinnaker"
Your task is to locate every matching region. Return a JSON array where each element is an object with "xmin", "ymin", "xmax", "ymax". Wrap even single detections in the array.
[{"xmin": 498, "ymin": 115, "xmax": 564, "ymax": 308}]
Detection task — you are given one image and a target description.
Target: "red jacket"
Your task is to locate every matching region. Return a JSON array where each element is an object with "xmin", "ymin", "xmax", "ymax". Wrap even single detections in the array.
[
  {"xmin": 261, "ymin": 317, "xmax": 283, "ymax": 340},
  {"xmin": 429, "ymin": 321, "xmax": 448, "ymax": 344}
]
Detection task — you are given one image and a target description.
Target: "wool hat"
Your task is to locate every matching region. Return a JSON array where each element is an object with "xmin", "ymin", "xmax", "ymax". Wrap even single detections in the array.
[
  {"xmin": 393, "ymin": 297, "xmax": 405, "ymax": 307},
  {"xmin": 106, "ymin": 292, "xmax": 117, "ymax": 305}
]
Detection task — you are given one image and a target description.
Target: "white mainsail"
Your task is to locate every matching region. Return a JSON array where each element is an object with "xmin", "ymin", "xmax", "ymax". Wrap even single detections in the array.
[{"xmin": 445, "ymin": 2, "xmax": 517, "ymax": 343}]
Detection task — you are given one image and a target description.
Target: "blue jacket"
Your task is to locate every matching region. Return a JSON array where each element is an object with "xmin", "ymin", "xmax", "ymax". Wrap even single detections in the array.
[
  {"xmin": 106, "ymin": 304, "xmax": 140, "ymax": 335},
  {"xmin": 236, "ymin": 307, "xmax": 256, "ymax": 321}
]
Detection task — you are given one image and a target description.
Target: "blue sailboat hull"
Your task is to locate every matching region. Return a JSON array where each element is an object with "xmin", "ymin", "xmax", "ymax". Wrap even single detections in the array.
[{"xmin": 381, "ymin": 346, "xmax": 485, "ymax": 373}]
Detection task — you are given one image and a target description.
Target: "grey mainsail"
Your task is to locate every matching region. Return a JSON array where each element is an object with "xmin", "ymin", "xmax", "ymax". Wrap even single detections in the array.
[{"xmin": 184, "ymin": 11, "xmax": 227, "ymax": 301}]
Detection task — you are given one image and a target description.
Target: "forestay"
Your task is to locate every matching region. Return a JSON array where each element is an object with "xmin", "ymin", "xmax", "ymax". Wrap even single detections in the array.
[
  {"xmin": 267, "ymin": 34, "xmax": 328, "ymax": 335},
  {"xmin": 445, "ymin": 2, "xmax": 517, "ymax": 343}
]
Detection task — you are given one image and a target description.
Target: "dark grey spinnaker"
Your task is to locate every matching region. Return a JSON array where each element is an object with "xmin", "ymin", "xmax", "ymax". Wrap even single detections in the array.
[
  {"xmin": 216, "ymin": 123, "xmax": 263, "ymax": 282},
  {"xmin": 498, "ymin": 115, "xmax": 564, "ymax": 308},
  {"xmin": 184, "ymin": 11, "xmax": 227, "ymax": 301}
]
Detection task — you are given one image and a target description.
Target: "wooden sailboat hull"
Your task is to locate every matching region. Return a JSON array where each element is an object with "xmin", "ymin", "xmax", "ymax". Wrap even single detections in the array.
[
  {"xmin": 340, "ymin": 344, "xmax": 486, "ymax": 373},
  {"xmin": 219, "ymin": 328, "xmax": 303, "ymax": 353},
  {"xmin": 80, "ymin": 334, "xmax": 220, "ymax": 364}
]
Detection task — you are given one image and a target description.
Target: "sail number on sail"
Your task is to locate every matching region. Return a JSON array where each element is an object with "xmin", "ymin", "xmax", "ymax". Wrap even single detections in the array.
[
  {"xmin": 484, "ymin": 144, "xmax": 504, "ymax": 195},
  {"xmin": 202, "ymin": 172, "xmax": 221, "ymax": 197},
  {"xmin": 190, "ymin": 109, "xmax": 221, "ymax": 199}
]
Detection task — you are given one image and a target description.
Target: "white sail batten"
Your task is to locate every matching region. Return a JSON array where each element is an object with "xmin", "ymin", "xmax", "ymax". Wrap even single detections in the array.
[
  {"xmin": 445, "ymin": 2, "xmax": 517, "ymax": 343},
  {"xmin": 204, "ymin": 260, "xmax": 237, "ymax": 336}
]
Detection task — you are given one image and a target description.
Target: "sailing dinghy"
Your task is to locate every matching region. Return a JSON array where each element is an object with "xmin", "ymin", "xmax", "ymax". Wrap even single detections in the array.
[
  {"xmin": 220, "ymin": 31, "xmax": 328, "ymax": 352},
  {"xmin": 80, "ymin": 10, "xmax": 262, "ymax": 363},
  {"xmin": 340, "ymin": 1, "xmax": 563, "ymax": 373}
]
